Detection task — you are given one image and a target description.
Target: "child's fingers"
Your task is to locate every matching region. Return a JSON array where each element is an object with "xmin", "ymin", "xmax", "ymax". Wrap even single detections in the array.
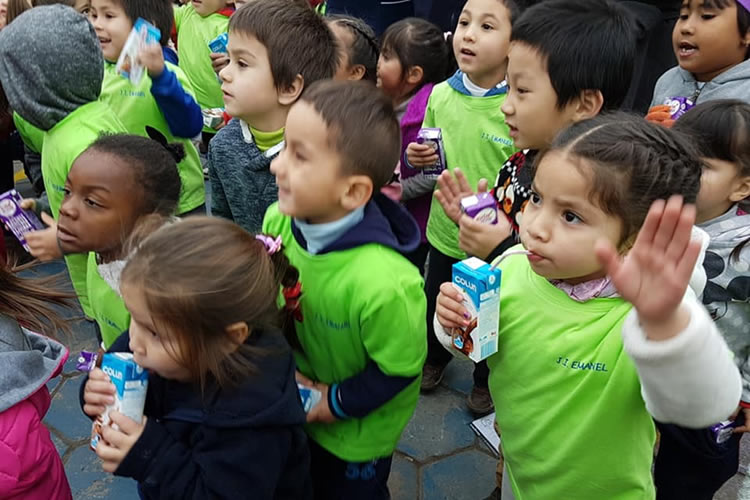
[
  {"xmin": 454, "ymin": 169, "xmax": 472, "ymax": 194},
  {"xmin": 594, "ymin": 238, "xmax": 621, "ymax": 277},
  {"xmin": 664, "ymin": 203, "xmax": 696, "ymax": 264},
  {"xmin": 83, "ymin": 403, "xmax": 107, "ymax": 418},
  {"xmin": 477, "ymin": 178, "xmax": 489, "ymax": 193},
  {"xmin": 633, "ymin": 199, "xmax": 666, "ymax": 252},
  {"xmin": 295, "ymin": 371, "xmax": 314, "ymax": 387},
  {"xmin": 651, "ymin": 196, "xmax": 683, "ymax": 254},
  {"xmin": 84, "ymin": 389, "xmax": 115, "ymax": 407},
  {"xmin": 40, "ymin": 211, "xmax": 55, "ymax": 227},
  {"xmin": 439, "ymin": 282, "xmax": 464, "ymax": 301},
  {"xmin": 20, "ymin": 199, "xmax": 35, "ymax": 210},
  {"xmin": 89, "ymin": 368, "xmax": 109, "ymax": 381},
  {"xmin": 436, "ymin": 303, "xmax": 469, "ymax": 329}
]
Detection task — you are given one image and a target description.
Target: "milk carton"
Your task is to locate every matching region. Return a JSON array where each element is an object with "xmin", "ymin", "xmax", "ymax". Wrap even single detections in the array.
[
  {"xmin": 208, "ymin": 32, "xmax": 229, "ymax": 53},
  {"xmin": 91, "ymin": 353, "xmax": 148, "ymax": 450},
  {"xmin": 416, "ymin": 127, "xmax": 447, "ymax": 175},
  {"xmin": 297, "ymin": 383, "xmax": 322, "ymax": 413},
  {"xmin": 0, "ymin": 189, "xmax": 44, "ymax": 253},
  {"xmin": 451, "ymin": 257, "xmax": 501, "ymax": 362},
  {"xmin": 461, "ymin": 193, "xmax": 498, "ymax": 225},
  {"xmin": 116, "ymin": 18, "xmax": 161, "ymax": 84}
]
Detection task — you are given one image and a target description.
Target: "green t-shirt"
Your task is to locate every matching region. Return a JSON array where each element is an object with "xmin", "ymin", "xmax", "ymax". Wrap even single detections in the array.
[
  {"xmin": 174, "ymin": 4, "xmax": 228, "ymax": 120},
  {"xmin": 87, "ymin": 252, "xmax": 130, "ymax": 348},
  {"xmin": 423, "ymin": 82, "xmax": 516, "ymax": 259},
  {"xmin": 42, "ymin": 100, "xmax": 128, "ymax": 316},
  {"xmin": 262, "ymin": 203, "xmax": 427, "ymax": 462},
  {"xmin": 13, "ymin": 112, "xmax": 44, "ymax": 153},
  {"xmin": 488, "ymin": 248, "xmax": 656, "ymax": 499},
  {"xmin": 100, "ymin": 62, "xmax": 206, "ymax": 214}
]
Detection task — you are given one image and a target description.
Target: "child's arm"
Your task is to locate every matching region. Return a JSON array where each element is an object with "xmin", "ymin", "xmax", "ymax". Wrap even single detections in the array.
[
  {"xmin": 207, "ymin": 141, "xmax": 232, "ymax": 220},
  {"xmin": 400, "ymin": 171, "xmax": 437, "ymax": 201},
  {"xmin": 140, "ymin": 43, "xmax": 203, "ymax": 139},
  {"xmin": 597, "ymin": 196, "xmax": 742, "ymax": 426}
]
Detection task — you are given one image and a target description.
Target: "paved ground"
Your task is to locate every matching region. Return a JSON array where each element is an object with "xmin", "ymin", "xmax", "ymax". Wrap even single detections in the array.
[{"xmin": 12, "ymin": 167, "xmax": 749, "ymax": 499}]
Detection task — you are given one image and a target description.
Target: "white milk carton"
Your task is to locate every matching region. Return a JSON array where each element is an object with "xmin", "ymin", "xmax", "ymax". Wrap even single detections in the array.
[
  {"xmin": 90, "ymin": 353, "xmax": 148, "ymax": 450},
  {"xmin": 451, "ymin": 257, "xmax": 501, "ymax": 362}
]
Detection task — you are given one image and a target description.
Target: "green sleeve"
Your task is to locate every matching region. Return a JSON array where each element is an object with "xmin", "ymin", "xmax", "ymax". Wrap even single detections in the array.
[
  {"xmin": 174, "ymin": 4, "xmax": 185, "ymax": 33},
  {"xmin": 360, "ymin": 270, "xmax": 427, "ymax": 376}
]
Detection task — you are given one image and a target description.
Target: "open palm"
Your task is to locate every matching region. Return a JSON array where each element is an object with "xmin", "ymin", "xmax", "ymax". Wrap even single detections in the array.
[{"xmin": 596, "ymin": 196, "xmax": 701, "ymax": 325}]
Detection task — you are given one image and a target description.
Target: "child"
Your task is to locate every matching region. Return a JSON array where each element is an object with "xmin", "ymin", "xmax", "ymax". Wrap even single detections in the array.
[
  {"xmin": 174, "ymin": 0, "xmax": 232, "ymax": 136},
  {"xmin": 53, "ymin": 133, "xmax": 182, "ymax": 347},
  {"xmin": 82, "ymin": 217, "xmax": 312, "ymax": 499},
  {"xmin": 426, "ymin": 0, "xmax": 637, "ymax": 412},
  {"xmin": 0, "ymin": 267, "xmax": 73, "ymax": 499},
  {"xmin": 647, "ymin": 0, "xmax": 750, "ymax": 125},
  {"xmin": 404, "ymin": 0, "xmax": 518, "ymax": 413},
  {"xmin": 89, "ymin": 0, "xmax": 206, "ymax": 215},
  {"xmin": 378, "ymin": 17, "xmax": 455, "ymax": 270},
  {"xmin": 6, "ymin": 0, "xmax": 90, "ymax": 25},
  {"xmin": 263, "ymin": 80, "xmax": 426, "ymax": 499},
  {"xmin": 435, "ymin": 114, "xmax": 741, "ymax": 499},
  {"xmin": 653, "ymin": 100, "xmax": 750, "ymax": 499},
  {"xmin": 209, "ymin": 0, "xmax": 337, "ymax": 233},
  {"xmin": 328, "ymin": 15, "xmax": 378, "ymax": 82},
  {"xmin": 0, "ymin": 5, "xmax": 128, "ymax": 318}
]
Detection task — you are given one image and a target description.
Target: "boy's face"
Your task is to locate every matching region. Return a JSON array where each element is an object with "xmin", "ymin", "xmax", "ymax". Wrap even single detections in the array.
[
  {"xmin": 673, "ymin": 0, "xmax": 750, "ymax": 82},
  {"xmin": 270, "ymin": 100, "xmax": 353, "ymax": 224},
  {"xmin": 502, "ymin": 42, "xmax": 579, "ymax": 150},
  {"xmin": 192, "ymin": 0, "xmax": 227, "ymax": 17},
  {"xmin": 89, "ymin": 0, "xmax": 132, "ymax": 63},
  {"xmin": 220, "ymin": 32, "xmax": 280, "ymax": 124},
  {"xmin": 453, "ymin": 0, "xmax": 512, "ymax": 88}
]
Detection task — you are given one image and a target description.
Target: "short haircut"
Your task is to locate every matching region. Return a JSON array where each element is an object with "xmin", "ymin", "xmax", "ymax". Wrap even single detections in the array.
[
  {"xmin": 538, "ymin": 112, "xmax": 702, "ymax": 244},
  {"xmin": 112, "ymin": 0, "xmax": 174, "ymax": 47},
  {"xmin": 300, "ymin": 80, "xmax": 401, "ymax": 190},
  {"xmin": 511, "ymin": 0, "xmax": 637, "ymax": 111},
  {"xmin": 229, "ymin": 0, "xmax": 338, "ymax": 91}
]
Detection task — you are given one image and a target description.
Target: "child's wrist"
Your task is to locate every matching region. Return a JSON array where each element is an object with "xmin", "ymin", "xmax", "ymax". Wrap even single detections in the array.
[{"xmin": 639, "ymin": 303, "xmax": 690, "ymax": 341}]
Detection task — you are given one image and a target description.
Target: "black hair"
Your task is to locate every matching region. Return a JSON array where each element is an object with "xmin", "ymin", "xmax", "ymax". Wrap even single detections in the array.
[
  {"xmin": 537, "ymin": 112, "xmax": 703, "ymax": 243},
  {"xmin": 328, "ymin": 15, "xmax": 379, "ymax": 83},
  {"xmin": 300, "ymin": 80, "xmax": 401, "ymax": 190},
  {"xmin": 229, "ymin": 0, "xmax": 338, "ymax": 91},
  {"xmin": 511, "ymin": 0, "xmax": 636, "ymax": 111},
  {"xmin": 113, "ymin": 0, "xmax": 174, "ymax": 47},
  {"xmin": 88, "ymin": 132, "xmax": 183, "ymax": 216},
  {"xmin": 380, "ymin": 17, "xmax": 456, "ymax": 88}
]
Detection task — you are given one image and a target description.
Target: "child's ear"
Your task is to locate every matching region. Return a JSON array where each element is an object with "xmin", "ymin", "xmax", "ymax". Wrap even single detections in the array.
[
  {"xmin": 225, "ymin": 321, "xmax": 250, "ymax": 348},
  {"xmin": 573, "ymin": 89, "xmax": 604, "ymax": 120},
  {"xmin": 406, "ymin": 65, "xmax": 424, "ymax": 86},
  {"xmin": 278, "ymin": 74, "xmax": 305, "ymax": 106},
  {"xmin": 729, "ymin": 176, "xmax": 750, "ymax": 203},
  {"xmin": 340, "ymin": 175, "xmax": 374, "ymax": 212},
  {"xmin": 347, "ymin": 64, "xmax": 366, "ymax": 81}
]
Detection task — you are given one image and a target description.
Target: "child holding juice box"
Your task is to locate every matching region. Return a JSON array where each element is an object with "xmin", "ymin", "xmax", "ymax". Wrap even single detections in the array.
[{"xmin": 82, "ymin": 217, "xmax": 312, "ymax": 499}]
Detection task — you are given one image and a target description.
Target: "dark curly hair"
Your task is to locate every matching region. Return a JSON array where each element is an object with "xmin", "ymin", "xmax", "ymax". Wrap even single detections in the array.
[{"xmin": 535, "ymin": 112, "xmax": 703, "ymax": 244}]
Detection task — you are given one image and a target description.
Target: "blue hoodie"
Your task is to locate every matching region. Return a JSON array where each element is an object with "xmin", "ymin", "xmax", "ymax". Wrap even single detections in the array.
[{"xmin": 82, "ymin": 328, "xmax": 312, "ymax": 500}]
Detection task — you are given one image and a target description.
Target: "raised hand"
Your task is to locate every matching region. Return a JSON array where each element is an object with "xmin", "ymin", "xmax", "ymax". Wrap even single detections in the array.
[
  {"xmin": 434, "ymin": 168, "xmax": 488, "ymax": 224},
  {"xmin": 595, "ymin": 196, "xmax": 701, "ymax": 340}
]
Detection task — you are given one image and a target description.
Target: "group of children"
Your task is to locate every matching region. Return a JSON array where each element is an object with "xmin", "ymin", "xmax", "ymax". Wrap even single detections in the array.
[{"xmin": 0, "ymin": 0, "xmax": 749, "ymax": 498}]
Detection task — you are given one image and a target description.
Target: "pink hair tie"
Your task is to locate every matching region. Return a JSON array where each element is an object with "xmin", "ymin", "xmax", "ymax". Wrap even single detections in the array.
[{"xmin": 256, "ymin": 235, "xmax": 283, "ymax": 255}]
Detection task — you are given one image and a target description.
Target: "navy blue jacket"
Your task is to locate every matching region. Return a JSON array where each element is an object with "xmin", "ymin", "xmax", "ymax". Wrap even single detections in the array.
[{"xmin": 82, "ymin": 328, "xmax": 312, "ymax": 500}]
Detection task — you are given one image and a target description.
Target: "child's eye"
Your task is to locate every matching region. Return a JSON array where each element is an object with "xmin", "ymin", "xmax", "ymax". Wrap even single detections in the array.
[
  {"xmin": 563, "ymin": 211, "xmax": 582, "ymax": 224},
  {"xmin": 62, "ymin": 187, "xmax": 71, "ymax": 197},
  {"xmin": 237, "ymin": 60, "xmax": 249, "ymax": 68},
  {"xmin": 458, "ymin": 19, "xmax": 469, "ymax": 27},
  {"xmin": 701, "ymin": 14, "xmax": 715, "ymax": 20},
  {"xmin": 529, "ymin": 192, "xmax": 541, "ymax": 205},
  {"xmin": 516, "ymin": 87, "xmax": 529, "ymax": 95},
  {"xmin": 295, "ymin": 151, "xmax": 306, "ymax": 161},
  {"xmin": 482, "ymin": 23, "xmax": 494, "ymax": 30},
  {"xmin": 84, "ymin": 198, "xmax": 100, "ymax": 208}
]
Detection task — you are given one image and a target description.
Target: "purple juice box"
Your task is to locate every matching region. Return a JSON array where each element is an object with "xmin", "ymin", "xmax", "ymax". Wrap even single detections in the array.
[
  {"xmin": 710, "ymin": 419, "xmax": 738, "ymax": 444},
  {"xmin": 665, "ymin": 96, "xmax": 695, "ymax": 120},
  {"xmin": 416, "ymin": 128, "xmax": 447, "ymax": 175},
  {"xmin": 0, "ymin": 189, "xmax": 44, "ymax": 253},
  {"xmin": 460, "ymin": 193, "xmax": 498, "ymax": 225}
]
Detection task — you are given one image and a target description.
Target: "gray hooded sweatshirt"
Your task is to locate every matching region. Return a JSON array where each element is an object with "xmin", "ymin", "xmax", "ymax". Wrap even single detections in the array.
[
  {"xmin": 650, "ymin": 58, "xmax": 750, "ymax": 108},
  {"xmin": 698, "ymin": 205, "xmax": 750, "ymax": 403},
  {"xmin": 0, "ymin": 314, "xmax": 67, "ymax": 413},
  {"xmin": 0, "ymin": 4, "xmax": 103, "ymax": 131}
]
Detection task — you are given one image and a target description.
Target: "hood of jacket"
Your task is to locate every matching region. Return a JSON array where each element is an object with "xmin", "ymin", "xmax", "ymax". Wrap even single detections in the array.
[
  {"xmin": 0, "ymin": 314, "xmax": 67, "ymax": 412},
  {"xmin": 0, "ymin": 5, "xmax": 103, "ymax": 131},
  {"xmin": 291, "ymin": 193, "xmax": 421, "ymax": 255}
]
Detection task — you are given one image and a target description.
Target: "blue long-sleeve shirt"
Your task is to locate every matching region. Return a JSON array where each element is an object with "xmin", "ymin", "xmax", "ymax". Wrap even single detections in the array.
[{"xmin": 150, "ymin": 66, "xmax": 203, "ymax": 139}]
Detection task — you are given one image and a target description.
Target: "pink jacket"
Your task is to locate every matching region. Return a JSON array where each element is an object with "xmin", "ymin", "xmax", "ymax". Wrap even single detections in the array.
[{"xmin": 0, "ymin": 318, "xmax": 72, "ymax": 500}]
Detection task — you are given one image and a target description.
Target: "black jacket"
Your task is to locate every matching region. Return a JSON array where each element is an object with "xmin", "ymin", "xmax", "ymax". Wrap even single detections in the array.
[{"xmin": 83, "ymin": 328, "xmax": 312, "ymax": 500}]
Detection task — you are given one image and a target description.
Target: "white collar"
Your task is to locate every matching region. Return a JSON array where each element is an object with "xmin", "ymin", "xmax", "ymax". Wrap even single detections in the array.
[{"xmin": 240, "ymin": 120, "xmax": 285, "ymax": 158}]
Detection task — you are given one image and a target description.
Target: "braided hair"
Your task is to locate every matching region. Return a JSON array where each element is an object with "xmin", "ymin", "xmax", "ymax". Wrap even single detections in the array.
[
  {"xmin": 535, "ymin": 112, "xmax": 703, "ymax": 244},
  {"xmin": 328, "ymin": 15, "xmax": 379, "ymax": 82}
]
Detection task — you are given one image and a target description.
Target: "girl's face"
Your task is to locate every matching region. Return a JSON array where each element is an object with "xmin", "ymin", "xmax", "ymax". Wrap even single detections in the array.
[
  {"xmin": 695, "ymin": 157, "xmax": 750, "ymax": 222},
  {"xmin": 57, "ymin": 150, "xmax": 141, "ymax": 260},
  {"xmin": 673, "ymin": 0, "xmax": 750, "ymax": 82},
  {"xmin": 376, "ymin": 47, "xmax": 406, "ymax": 98},
  {"xmin": 74, "ymin": 0, "xmax": 90, "ymax": 15},
  {"xmin": 453, "ymin": 0, "xmax": 512, "ymax": 89},
  {"xmin": 121, "ymin": 282, "xmax": 192, "ymax": 382},
  {"xmin": 520, "ymin": 151, "xmax": 624, "ymax": 284},
  {"xmin": 89, "ymin": 0, "xmax": 132, "ymax": 63}
]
